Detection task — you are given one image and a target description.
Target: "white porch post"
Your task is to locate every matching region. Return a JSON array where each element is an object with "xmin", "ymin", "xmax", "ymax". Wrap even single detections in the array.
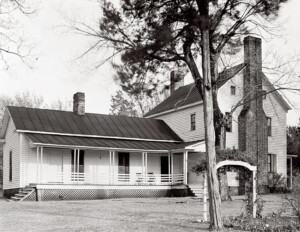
[
  {"xmin": 289, "ymin": 157, "xmax": 293, "ymax": 188},
  {"xmin": 203, "ymin": 173, "xmax": 208, "ymax": 222},
  {"xmin": 36, "ymin": 147, "xmax": 39, "ymax": 183},
  {"xmin": 109, "ymin": 151, "xmax": 112, "ymax": 184},
  {"xmin": 40, "ymin": 146, "xmax": 43, "ymax": 182},
  {"xmin": 145, "ymin": 152, "xmax": 148, "ymax": 182},
  {"xmin": 168, "ymin": 152, "xmax": 171, "ymax": 183},
  {"xmin": 183, "ymin": 151, "xmax": 188, "ymax": 185},
  {"xmin": 253, "ymin": 170, "xmax": 257, "ymax": 218},
  {"xmin": 142, "ymin": 152, "xmax": 145, "ymax": 181},
  {"xmin": 171, "ymin": 152, "xmax": 174, "ymax": 184},
  {"xmin": 112, "ymin": 151, "xmax": 115, "ymax": 184}
]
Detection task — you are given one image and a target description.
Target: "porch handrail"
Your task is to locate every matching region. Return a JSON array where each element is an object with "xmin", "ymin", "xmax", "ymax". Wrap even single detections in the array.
[{"xmin": 41, "ymin": 171, "xmax": 184, "ymax": 186}]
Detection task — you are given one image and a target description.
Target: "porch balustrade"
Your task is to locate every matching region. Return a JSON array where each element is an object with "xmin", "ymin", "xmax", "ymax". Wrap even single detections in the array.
[{"xmin": 40, "ymin": 172, "xmax": 184, "ymax": 186}]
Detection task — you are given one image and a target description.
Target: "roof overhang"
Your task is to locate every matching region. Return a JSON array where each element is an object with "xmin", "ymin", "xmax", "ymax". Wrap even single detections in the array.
[
  {"xmin": 145, "ymin": 101, "xmax": 203, "ymax": 118},
  {"xmin": 287, "ymin": 154, "xmax": 298, "ymax": 158},
  {"xmin": 25, "ymin": 133, "xmax": 203, "ymax": 153}
]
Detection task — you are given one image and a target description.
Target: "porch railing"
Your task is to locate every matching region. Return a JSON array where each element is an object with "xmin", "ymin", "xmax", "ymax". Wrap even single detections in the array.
[{"xmin": 41, "ymin": 172, "xmax": 184, "ymax": 186}]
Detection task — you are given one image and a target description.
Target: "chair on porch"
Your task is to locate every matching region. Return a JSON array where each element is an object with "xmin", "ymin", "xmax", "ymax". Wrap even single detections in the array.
[
  {"xmin": 147, "ymin": 172, "xmax": 156, "ymax": 184},
  {"xmin": 135, "ymin": 173, "xmax": 144, "ymax": 184}
]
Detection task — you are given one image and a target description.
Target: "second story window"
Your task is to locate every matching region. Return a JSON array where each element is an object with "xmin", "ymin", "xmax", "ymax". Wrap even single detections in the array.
[
  {"xmin": 230, "ymin": 86, "xmax": 236, "ymax": 95},
  {"xmin": 225, "ymin": 112, "xmax": 232, "ymax": 132},
  {"xmin": 267, "ymin": 117, "xmax": 272, "ymax": 136},
  {"xmin": 191, "ymin": 113, "xmax": 196, "ymax": 131}
]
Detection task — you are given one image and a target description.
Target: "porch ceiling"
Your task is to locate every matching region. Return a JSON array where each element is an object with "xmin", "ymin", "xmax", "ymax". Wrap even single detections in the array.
[{"xmin": 25, "ymin": 133, "xmax": 199, "ymax": 152}]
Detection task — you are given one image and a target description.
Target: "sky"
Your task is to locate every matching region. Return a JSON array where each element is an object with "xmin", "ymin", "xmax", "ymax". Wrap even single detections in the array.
[{"xmin": 0, "ymin": 0, "xmax": 299, "ymax": 125}]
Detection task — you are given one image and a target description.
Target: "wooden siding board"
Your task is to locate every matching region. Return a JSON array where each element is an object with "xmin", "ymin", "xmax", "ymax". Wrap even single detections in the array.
[
  {"xmin": 3, "ymin": 119, "xmax": 20, "ymax": 189},
  {"xmin": 154, "ymin": 104, "xmax": 205, "ymax": 142}
]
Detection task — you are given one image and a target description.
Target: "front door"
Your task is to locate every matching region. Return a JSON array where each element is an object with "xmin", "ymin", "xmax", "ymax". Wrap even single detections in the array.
[
  {"xmin": 118, "ymin": 152, "xmax": 130, "ymax": 181},
  {"xmin": 161, "ymin": 156, "xmax": 169, "ymax": 175}
]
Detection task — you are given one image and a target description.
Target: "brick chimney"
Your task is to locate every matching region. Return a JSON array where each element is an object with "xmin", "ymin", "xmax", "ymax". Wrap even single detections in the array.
[
  {"xmin": 170, "ymin": 70, "xmax": 184, "ymax": 95},
  {"xmin": 73, "ymin": 92, "xmax": 85, "ymax": 115},
  {"xmin": 238, "ymin": 36, "xmax": 268, "ymax": 191}
]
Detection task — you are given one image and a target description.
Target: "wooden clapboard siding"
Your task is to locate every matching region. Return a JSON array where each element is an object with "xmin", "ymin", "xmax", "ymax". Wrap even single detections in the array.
[
  {"xmin": 3, "ymin": 118, "xmax": 20, "ymax": 190},
  {"xmin": 154, "ymin": 104, "xmax": 205, "ymax": 142},
  {"xmin": 173, "ymin": 154, "xmax": 183, "ymax": 175},
  {"xmin": 263, "ymin": 84, "xmax": 287, "ymax": 176},
  {"xmin": 20, "ymin": 133, "xmax": 31, "ymax": 187},
  {"xmin": 85, "ymin": 150, "xmax": 110, "ymax": 180},
  {"xmin": 218, "ymin": 72, "xmax": 244, "ymax": 149},
  {"xmin": 152, "ymin": 71, "xmax": 287, "ymax": 178}
]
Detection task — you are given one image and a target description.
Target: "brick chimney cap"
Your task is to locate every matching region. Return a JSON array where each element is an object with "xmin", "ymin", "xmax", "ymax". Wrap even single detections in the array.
[{"xmin": 244, "ymin": 36, "xmax": 261, "ymax": 43}]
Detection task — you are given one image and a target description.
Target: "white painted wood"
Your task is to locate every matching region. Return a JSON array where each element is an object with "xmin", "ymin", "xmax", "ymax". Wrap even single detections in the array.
[
  {"xmin": 153, "ymin": 104, "xmax": 205, "ymax": 142},
  {"xmin": 35, "ymin": 184, "xmax": 187, "ymax": 190},
  {"xmin": 203, "ymin": 174, "xmax": 208, "ymax": 222},
  {"xmin": 216, "ymin": 160, "xmax": 257, "ymax": 171},
  {"xmin": 3, "ymin": 119, "xmax": 21, "ymax": 190},
  {"xmin": 253, "ymin": 171, "xmax": 257, "ymax": 218},
  {"xmin": 17, "ymin": 129, "xmax": 181, "ymax": 143}
]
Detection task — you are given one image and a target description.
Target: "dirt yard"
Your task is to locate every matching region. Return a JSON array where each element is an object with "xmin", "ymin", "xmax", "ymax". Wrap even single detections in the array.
[{"xmin": 0, "ymin": 195, "xmax": 287, "ymax": 232}]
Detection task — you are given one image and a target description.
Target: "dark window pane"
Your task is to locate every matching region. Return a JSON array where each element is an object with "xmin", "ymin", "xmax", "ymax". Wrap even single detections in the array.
[
  {"xmin": 267, "ymin": 117, "xmax": 272, "ymax": 136},
  {"xmin": 191, "ymin": 114, "xmax": 196, "ymax": 131},
  {"xmin": 230, "ymin": 86, "xmax": 236, "ymax": 95}
]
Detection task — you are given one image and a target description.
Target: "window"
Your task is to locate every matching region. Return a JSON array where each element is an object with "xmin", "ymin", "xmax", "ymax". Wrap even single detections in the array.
[
  {"xmin": 71, "ymin": 149, "xmax": 85, "ymax": 173},
  {"xmin": 191, "ymin": 113, "xmax": 196, "ymax": 131},
  {"xmin": 9, "ymin": 151, "xmax": 12, "ymax": 182},
  {"xmin": 225, "ymin": 112, "xmax": 232, "ymax": 132},
  {"xmin": 268, "ymin": 154, "xmax": 277, "ymax": 172},
  {"xmin": 230, "ymin": 86, "xmax": 236, "ymax": 95},
  {"xmin": 267, "ymin": 117, "xmax": 272, "ymax": 136},
  {"xmin": 261, "ymin": 90, "xmax": 266, "ymax": 99}
]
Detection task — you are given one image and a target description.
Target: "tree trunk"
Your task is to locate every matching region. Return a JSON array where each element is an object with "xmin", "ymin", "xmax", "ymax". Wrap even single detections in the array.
[
  {"xmin": 211, "ymin": 55, "xmax": 231, "ymax": 201},
  {"xmin": 199, "ymin": 8, "xmax": 223, "ymax": 228}
]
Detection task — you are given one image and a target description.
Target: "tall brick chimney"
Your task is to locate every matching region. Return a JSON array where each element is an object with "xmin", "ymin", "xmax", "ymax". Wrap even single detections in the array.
[
  {"xmin": 73, "ymin": 92, "xmax": 85, "ymax": 115},
  {"xmin": 238, "ymin": 36, "xmax": 268, "ymax": 191},
  {"xmin": 170, "ymin": 70, "xmax": 184, "ymax": 95}
]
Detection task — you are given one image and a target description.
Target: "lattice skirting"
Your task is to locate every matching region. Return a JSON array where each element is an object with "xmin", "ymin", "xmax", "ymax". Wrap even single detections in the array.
[
  {"xmin": 28, "ymin": 188, "xmax": 189, "ymax": 201},
  {"xmin": 23, "ymin": 190, "xmax": 37, "ymax": 201}
]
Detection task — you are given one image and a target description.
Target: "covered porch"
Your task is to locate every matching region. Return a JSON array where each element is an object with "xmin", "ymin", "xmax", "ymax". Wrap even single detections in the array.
[{"xmin": 32, "ymin": 147, "xmax": 189, "ymax": 186}]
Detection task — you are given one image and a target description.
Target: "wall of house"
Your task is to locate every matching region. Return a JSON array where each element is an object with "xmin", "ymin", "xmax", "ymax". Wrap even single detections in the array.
[
  {"xmin": 263, "ymin": 84, "xmax": 287, "ymax": 176},
  {"xmin": 218, "ymin": 72, "xmax": 287, "ymax": 176},
  {"xmin": 21, "ymin": 149, "xmax": 184, "ymax": 185},
  {"xmin": 152, "ymin": 71, "xmax": 287, "ymax": 178},
  {"xmin": 3, "ymin": 118, "xmax": 20, "ymax": 190},
  {"xmin": 154, "ymin": 104, "xmax": 205, "ymax": 142}
]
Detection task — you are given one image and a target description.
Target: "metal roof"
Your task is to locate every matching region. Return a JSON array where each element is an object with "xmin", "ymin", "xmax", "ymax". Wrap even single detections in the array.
[
  {"xmin": 7, "ymin": 106, "xmax": 182, "ymax": 142},
  {"xmin": 25, "ymin": 133, "xmax": 199, "ymax": 152}
]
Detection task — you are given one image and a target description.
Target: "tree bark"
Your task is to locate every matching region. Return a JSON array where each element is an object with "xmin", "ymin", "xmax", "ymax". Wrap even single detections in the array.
[{"xmin": 199, "ymin": 5, "xmax": 223, "ymax": 228}]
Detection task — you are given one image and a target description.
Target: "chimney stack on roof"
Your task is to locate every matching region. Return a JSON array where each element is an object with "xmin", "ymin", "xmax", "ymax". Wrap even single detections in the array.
[
  {"xmin": 170, "ymin": 70, "xmax": 184, "ymax": 95},
  {"xmin": 73, "ymin": 92, "xmax": 85, "ymax": 115}
]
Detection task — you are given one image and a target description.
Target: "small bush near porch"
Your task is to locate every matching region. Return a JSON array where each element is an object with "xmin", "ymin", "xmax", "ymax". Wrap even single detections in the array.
[{"xmin": 0, "ymin": 194, "xmax": 297, "ymax": 232}]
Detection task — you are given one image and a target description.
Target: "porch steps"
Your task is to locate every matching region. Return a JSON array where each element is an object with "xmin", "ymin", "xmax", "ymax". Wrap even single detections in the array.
[
  {"xmin": 10, "ymin": 186, "xmax": 35, "ymax": 202},
  {"xmin": 188, "ymin": 185, "xmax": 205, "ymax": 199}
]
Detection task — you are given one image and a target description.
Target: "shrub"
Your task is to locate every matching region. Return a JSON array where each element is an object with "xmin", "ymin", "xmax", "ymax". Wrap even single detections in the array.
[
  {"xmin": 224, "ymin": 215, "xmax": 300, "ymax": 231},
  {"xmin": 285, "ymin": 174, "xmax": 300, "ymax": 222},
  {"xmin": 267, "ymin": 172, "xmax": 285, "ymax": 193}
]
